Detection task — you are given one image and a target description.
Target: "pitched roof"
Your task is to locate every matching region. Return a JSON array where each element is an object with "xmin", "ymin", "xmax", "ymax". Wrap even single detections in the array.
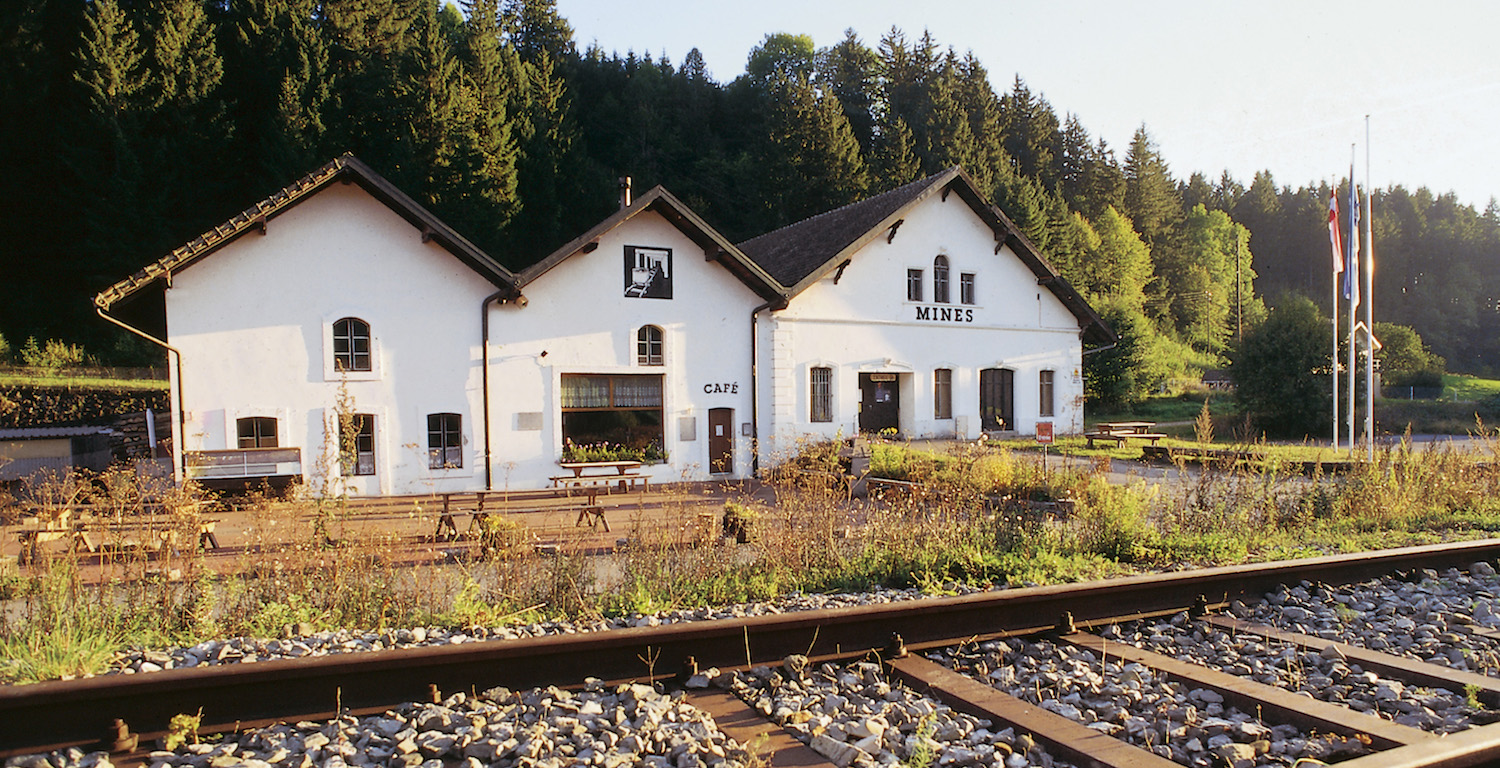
[
  {"xmin": 736, "ymin": 167, "xmax": 1116, "ymax": 346},
  {"xmin": 94, "ymin": 154, "xmax": 518, "ymax": 310},
  {"xmin": 516, "ymin": 186, "xmax": 785, "ymax": 303}
]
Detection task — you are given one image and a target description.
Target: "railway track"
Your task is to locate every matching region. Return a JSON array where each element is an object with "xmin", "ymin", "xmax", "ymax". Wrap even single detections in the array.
[{"xmin": 8, "ymin": 539, "xmax": 1500, "ymax": 766}]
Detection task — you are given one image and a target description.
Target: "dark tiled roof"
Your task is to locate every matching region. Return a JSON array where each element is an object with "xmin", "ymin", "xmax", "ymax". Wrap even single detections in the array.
[
  {"xmin": 94, "ymin": 154, "xmax": 518, "ymax": 310},
  {"xmin": 737, "ymin": 167, "xmax": 1115, "ymax": 347},
  {"xmin": 517, "ymin": 186, "xmax": 785, "ymax": 303},
  {"xmin": 737, "ymin": 170, "xmax": 955, "ymax": 289},
  {"xmin": 0, "ymin": 426, "xmax": 114, "ymax": 439}
]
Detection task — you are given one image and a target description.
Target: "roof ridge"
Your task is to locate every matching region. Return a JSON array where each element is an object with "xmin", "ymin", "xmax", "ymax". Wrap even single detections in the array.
[{"xmin": 739, "ymin": 168, "xmax": 950, "ymax": 248}]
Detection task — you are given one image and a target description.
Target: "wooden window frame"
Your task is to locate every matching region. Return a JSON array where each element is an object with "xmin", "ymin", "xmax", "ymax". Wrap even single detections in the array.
[
  {"xmin": 332, "ymin": 317, "xmax": 372, "ymax": 372},
  {"xmin": 236, "ymin": 416, "xmax": 278, "ymax": 449},
  {"xmin": 810, "ymin": 367, "xmax": 833, "ymax": 423},
  {"xmin": 960, "ymin": 272, "xmax": 976, "ymax": 305},
  {"xmin": 1039, "ymin": 370, "xmax": 1055, "ymax": 418},
  {"xmin": 427, "ymin": 412, "xmax": 463, "ymax": 469},
  {"xmin": 934, "ymin": 369, "xmax": 952, "ymax": 420},
  {"xmin": 933, "ymin": 256, "xmax": 950, "ymax": 304},
  {"xmin": 906, "ymin": 269, "xmax": 923, "ymax": 302},
  {"xmin": 637, "ymin": 325, "xmax": 664, "ymax": 366}
]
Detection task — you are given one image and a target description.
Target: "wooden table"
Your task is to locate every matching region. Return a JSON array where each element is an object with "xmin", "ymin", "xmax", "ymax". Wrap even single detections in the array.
[
  {"xmin": 556, "ymin": 460, "xmax": 643, "ymax": 477},
  {"xmin": 1085, "ymin": 421, "xmax": 1167, "ymax": 449},
  {"xmin": 1096, "ymin": 421, "xmax": 1156, "ymax": 435}
]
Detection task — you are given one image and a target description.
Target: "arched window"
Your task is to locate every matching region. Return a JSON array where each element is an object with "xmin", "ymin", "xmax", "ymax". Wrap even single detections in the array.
[
  {"xmin": 637, "ymin": 325, "xmax": 664, "ymax": 366},
  {"xmin": 933, "ymin": 256, "xmax": 950, "ymax": 303},
  {"xmin": 332, "ymin": 317, "xmax": 371, "ymax": 372}
]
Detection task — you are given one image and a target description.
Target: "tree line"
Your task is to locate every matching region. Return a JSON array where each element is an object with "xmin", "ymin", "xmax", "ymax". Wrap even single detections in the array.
[{"xmin": 2, "ymin": 0, "xmax": 1497, "ymax": 402}]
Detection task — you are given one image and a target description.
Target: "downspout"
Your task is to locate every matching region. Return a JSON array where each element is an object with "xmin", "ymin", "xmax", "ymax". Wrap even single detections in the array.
[
  {"xmin": 749, "ymin": 299, "xmax": 775, "ymax": 476},
  {"xmin": 96, "ymin": 307, "xmax": 186, "ymax": 481},
  {"xmin": 480, "ymin": 288, "xmax": 515, "ymax": 491}
]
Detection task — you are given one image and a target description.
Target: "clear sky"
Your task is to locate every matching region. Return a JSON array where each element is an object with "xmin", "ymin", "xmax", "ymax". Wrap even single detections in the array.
[{"xmin": 558, "ymin": 0, "xmax": 1500, "ymax": 210}]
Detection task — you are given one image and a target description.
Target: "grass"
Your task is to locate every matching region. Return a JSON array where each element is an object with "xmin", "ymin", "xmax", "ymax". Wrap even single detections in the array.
[
  {"xmin": 6, "ymin": 434, "xmax": 1500, "ymax": 683},
  {"xmin": 0, "ymin": 369, "xmax": 167, "ymax": 391},
  {"xmin": 1445, "ymin": 374, "xmax": 1500, "ymax": 402}
]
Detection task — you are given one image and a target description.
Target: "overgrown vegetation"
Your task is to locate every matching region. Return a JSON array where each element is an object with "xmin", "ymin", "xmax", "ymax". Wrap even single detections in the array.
[{"xmin": 5, "ymin": 434, "xmax": 1500, "ymax": 684}]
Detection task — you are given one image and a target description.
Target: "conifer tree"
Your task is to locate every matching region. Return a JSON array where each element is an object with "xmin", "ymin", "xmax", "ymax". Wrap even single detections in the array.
[
  {"xmin": 70, "ymin": 0, "xmax": 155, "ymax": 288},
  {"xmin": 228, "ymin": 0, "xmax": 331, "ymax": 186},
  {"xmin": 871, "ymin": 112, "xmax": 920, "ymax": 191},
  {"xmin": 762, "ymin": 72, "xmax": 868, "ymax": 226},
  {"xmin": 817, "ymin": 29, "xmax": 879, "ymax": 152}
]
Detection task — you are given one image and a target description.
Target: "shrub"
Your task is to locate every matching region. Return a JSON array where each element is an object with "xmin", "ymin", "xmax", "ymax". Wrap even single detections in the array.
[{"xmin": 19, "ymin": 337, "xmax": 88, "ymax": 371}]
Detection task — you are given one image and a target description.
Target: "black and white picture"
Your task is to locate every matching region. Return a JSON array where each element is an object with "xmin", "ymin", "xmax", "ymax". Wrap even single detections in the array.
[{"xmin": 623, "ymin": 245, "xmax": 672, "ymax": 299}]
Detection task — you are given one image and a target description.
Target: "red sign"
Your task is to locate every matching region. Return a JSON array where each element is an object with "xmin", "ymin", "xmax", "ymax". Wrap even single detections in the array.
[{"xmin": 1036, "ymin": 421, "xmax": 1054, "ymax": 444}]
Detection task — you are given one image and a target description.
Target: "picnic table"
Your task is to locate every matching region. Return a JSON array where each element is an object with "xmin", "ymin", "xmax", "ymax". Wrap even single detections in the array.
[
  {"xmin": 1085, "ymin": 421, "xmax": 1168, "ymax": 449},
  {"xmin": 551, "ymin": 460, "xmax": 649, "ymax": 498},
  {"xmin": 14, "ymin": 506, "xmax": 220, "ymax": 565}
]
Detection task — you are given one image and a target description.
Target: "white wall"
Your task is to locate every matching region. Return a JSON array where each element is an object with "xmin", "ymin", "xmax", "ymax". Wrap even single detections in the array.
[
  {"xmin": 166, "ymin": 184, "xmax": 497, "ymax": 497},
  {"xmin": 488, "ymin": 211, "xmax": 764, "ymax": 488},
  {"xmin": 759, "ymin": 191, "xmax": 1085, "ymax": 462}
]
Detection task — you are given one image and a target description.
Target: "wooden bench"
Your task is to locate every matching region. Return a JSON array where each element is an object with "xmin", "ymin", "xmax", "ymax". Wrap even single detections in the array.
[
  {"xmin": 549, "ymin": 473, "xmax": 649, "ymax": 496},
  {"xmin": 1085, "ymin": 431, "xmax": 1167, "ymax": 449},
  {"xmin": 16, "ymin": 514, "xmax": 220, "ymax": 564}
]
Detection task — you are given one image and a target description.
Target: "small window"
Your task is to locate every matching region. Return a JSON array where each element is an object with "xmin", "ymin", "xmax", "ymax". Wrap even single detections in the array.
[
  {"xmin": 340, "ymin": 413, "xmax": 375, "ymax": 475},
  {"xmin": 1039, "ymin": 370, "xmax": 1055, "ymax": 418},
  {"xmin": 428, "ymin": 413, "xmax": 462, "ymax": 469},
  {"xmin": 906, "ymin": 269, "xmax": 923, "ymax": 302},
  {"xmin": 934, "ymin": 369, "xmax": 952, "ymax": 420},
  {"xmin": 637, "ymin": 325, "xmax": 664, "ymax": 366},
  {"xmin": 333, "ymin": 317, "xmax": 371, "ymax": 372},
  {"xmin": 236, "ymin": 416, "xmax": 278, "ymax": 448},
  {"xmin": 933, "ymin": 256, "xmax": 950, "ymax": 303},
  {"xmin": 960, "ymin": 273, "xmax": 976, "ymax": 305},
  {"xmin": 810, "ymin": 367, "xmax": 833, "ymax": 423}
]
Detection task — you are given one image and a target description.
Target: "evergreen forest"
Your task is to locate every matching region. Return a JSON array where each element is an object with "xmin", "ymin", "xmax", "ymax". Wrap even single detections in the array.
[{"xmin": 3, "ymin": 0, "xmax": 1499, "ymax": 403}]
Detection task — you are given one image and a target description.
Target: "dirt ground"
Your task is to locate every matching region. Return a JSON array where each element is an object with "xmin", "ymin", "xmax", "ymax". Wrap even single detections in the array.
[{"xmin": 1, "ymin": 479, "xmax": 779, "ymax": 583}]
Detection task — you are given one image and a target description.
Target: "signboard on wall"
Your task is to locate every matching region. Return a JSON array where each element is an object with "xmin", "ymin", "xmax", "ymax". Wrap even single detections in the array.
[{"xmin": 623, "ymin": 245, "xmax": 673, "ymax": 299}]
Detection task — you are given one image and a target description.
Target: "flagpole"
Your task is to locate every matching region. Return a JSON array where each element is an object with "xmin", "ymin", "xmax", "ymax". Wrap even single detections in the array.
[
  {"xmin": 1330, "ymin": 185, "xmax": 1341, "ymax": 451},
  {"xmin": 1347, "ymin": 148, "xmax": 1358, "ymax": 453},
  {"xmin": 1364, "ymin": 116, "xmax": 1375, "ymax": 459}
]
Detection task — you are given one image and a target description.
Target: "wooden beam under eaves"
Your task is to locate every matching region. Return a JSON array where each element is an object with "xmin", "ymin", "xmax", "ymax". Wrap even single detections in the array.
[
  {"xmin": 420, "ymin": 225, "xmax": 435, "ymax": 243},
  {"xmin": 580, "ymin": 240, "xmax": 600, "ymax": 254},
  {"xmin": 253, "ymin": 216, "xmax": 267, "ymax": 235},
  {"xmin": 887, "ymin": 219, "xmax": 904, "ymax": 243}
]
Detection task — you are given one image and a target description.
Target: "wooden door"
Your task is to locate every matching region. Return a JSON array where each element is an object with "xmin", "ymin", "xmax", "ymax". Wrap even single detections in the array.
[
  {"xmin": 979, "ymin": 368, "xmax": 1014, "ymax": 431},
  {"xmin": 708, "ymin": 408, "xmax": 733, "ymax": 474},
  {"xmin": 858, "ymin": 373, "xmax": 900, "ymax": 433}
]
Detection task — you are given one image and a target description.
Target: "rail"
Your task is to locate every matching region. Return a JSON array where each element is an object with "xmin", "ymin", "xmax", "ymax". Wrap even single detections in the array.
[{"xmin": 6, "ymin": 539, "xmax": 1500, "ymax": 760}]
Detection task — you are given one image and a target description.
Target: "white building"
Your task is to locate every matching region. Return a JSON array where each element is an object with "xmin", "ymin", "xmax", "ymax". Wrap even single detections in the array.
[
  {"xmin": 741, "ymin": 167, "xmax": 1113, "ymax": 461},
  {"xmin": 95, "ymin": 157, "xmax": 1110, "ymax": 496}
]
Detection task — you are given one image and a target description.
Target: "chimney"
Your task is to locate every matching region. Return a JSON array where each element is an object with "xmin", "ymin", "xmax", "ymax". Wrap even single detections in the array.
[{"xmin": 618, "ymin": 176, "xmax": 632, "ymax": 209}]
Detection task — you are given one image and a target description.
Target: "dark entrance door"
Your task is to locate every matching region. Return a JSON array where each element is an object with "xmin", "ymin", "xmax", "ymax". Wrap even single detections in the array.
[
  {"xmin": 979, "ymin": 368, "xmax": 1014, "ymax": 431},
  {"xmin": 858, "ymin": 373, "xmax": 900, "ymax": 433},
  {"xmin": 708, "ymin": 408, "xmax": 733, "ymax": 474}
]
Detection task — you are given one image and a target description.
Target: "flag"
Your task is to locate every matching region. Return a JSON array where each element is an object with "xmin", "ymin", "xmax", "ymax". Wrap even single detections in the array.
[
  {"xmin": 1343, "ymin": 177, "xmax": 1360, "ymax": 303},
  {"xmin": 1328, "ymin": 190, "xmax": 1343, "ymax": 275}
]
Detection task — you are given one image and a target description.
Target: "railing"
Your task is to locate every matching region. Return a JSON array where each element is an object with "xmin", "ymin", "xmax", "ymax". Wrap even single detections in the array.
[{"xmin": 184, "ymin": 447, "xmax": 302, "ymax": 479}]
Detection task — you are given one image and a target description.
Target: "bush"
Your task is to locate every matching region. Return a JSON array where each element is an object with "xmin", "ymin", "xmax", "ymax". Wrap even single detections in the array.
[{"xmin": 19, "ymin": 337, "xmax": 88, "ymax": 371}]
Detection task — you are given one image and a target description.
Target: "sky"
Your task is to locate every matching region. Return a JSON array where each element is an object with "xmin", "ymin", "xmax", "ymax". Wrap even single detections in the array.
[{"xmin": 557, "ymin": 0, "xmax": 1500, "ymax": 210}]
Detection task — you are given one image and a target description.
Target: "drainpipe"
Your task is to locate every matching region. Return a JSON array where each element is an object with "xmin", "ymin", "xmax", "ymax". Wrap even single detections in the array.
[
  {"xmin": 96, "ymin": 307, "xmax": 186, "ymax": 482},
  {"xmin": 480, "ymin": 288, "xmax": 520, "ymax": 491},
  {"xmin": 749, "ymin": 299, "xmax": 775, "ymax": 476}
]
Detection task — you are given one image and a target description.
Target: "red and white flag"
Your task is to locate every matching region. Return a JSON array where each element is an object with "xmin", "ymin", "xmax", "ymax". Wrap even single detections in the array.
[{"xmin": 1328, "ymin": 189, "xmax": 1343, "ymax": 275}]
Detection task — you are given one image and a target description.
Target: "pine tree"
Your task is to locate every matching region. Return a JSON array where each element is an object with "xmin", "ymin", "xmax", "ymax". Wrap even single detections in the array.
[
  {"xmin": 762, "ymin": 72, "xmax": 868, "ymax": 226},
  {"xmin": 871, "ymin": 112, "xmax": 919, "ymax": 191},
  {"xmin": 816, "ymin": 29, "xmax": 878, "ymax": 153},
  {"xmin": 143, "ymin": 0, "xmax": 231, "ymax": 237},
  {"xmin": 503, "ymin": 0, "xmax": 573, "ymax": 64},
  {"xmin": 1122, "ymin": 125, "xmax": 1181, "ymax": 250},
  {"xmin": 70, "ymin": 0, "xmax": 155, "ymax": 289},
  {"xmin": 228, "ymin": 0, "xmax": 331, "ymax": 186}
]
